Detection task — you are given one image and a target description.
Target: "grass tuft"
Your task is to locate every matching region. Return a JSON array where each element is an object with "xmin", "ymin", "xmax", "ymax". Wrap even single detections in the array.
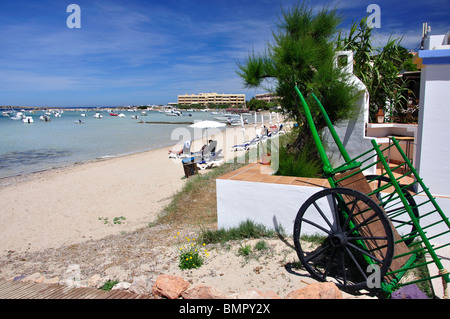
[
  {"xmin": 198, "ymin": 219, "xmax": 280, "ymax": 244},
  {"xmin": 155, "ymin": 162, "xmax": 247, "ymax": 227}
]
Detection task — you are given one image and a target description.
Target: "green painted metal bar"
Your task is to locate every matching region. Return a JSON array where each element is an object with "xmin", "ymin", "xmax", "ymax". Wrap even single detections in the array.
[
  {"xmin": 311, "ymin": 93, "xmax": 352, "ymax": 163},
  {"xmin": 390, "ymin": 137, "xmax": 450, "ymax": 233},
  {"xmin": 372, "ymin": 139, "xmax": 450, "ymax": 287},
  {"xmin": 294, "ymin": 86, "xmax": 333, "ymax": 174}
]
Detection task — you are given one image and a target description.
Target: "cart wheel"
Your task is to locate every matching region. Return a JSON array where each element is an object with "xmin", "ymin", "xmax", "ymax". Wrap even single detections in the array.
[
  {"xmin": 293, "ymin": 187, "xmax": 394, "ymax": 293},
  {"xmin": 365, "ymin": 175, "xmax": 419, "ymax": 246}
]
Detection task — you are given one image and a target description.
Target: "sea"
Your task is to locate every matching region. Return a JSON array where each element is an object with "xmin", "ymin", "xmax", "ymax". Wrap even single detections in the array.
[{"xmin": 0, "ymin": 108, "xmax": 251, "ymax": 179}]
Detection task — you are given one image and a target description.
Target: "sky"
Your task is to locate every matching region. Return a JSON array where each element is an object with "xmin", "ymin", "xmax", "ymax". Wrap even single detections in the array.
[{"xmin": 0, "ymin": 0, "xmax": 449, "ymax": 107}]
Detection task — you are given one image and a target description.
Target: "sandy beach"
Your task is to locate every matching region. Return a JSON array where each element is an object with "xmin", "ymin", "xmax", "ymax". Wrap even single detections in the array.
[{"xmin": 0, "ymin": 146, "xmax": 183, "ymax": 255}]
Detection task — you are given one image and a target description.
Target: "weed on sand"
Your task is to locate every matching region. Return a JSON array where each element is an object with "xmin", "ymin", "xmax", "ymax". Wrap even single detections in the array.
[{"xmin": 155, "ymin": 162, "xmax": 247, "ymax": 228}]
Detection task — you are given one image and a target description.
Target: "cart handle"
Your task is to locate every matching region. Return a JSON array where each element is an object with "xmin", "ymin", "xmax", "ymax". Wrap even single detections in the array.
[
  {"xmin": 295, "ymin": 86, "xmax": 361, "ymax": 175},
  {"xmin": 294, "ymin": 86, "xmax": 333, "ymax": 174},
  {"xmin": 310, "ymin": 93, "xmax": 352, "ymax": 163}
]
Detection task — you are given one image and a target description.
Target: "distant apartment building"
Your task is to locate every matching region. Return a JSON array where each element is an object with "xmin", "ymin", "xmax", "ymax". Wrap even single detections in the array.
[
  {"xmin": 255, "ymin": 92, "xmax": 280, "ymax": 103},
  {"xmin": 178, "ymin": 92, "xmax": 245, "ymax": 106}
]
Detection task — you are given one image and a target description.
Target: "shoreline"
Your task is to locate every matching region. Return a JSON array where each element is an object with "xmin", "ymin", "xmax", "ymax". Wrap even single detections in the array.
[{"xmin": 0, "ymin": 142, "xmax": 179, "ymax": 188}]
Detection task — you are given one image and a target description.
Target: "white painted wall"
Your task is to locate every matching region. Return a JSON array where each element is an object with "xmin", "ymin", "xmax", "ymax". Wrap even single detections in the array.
[
  {"xmin": 415, "ymin": 63, "xmax": 450, "ymax": 197},
  {"xmin": 366, "ymin": 123, "xmax": 417, "ymax": 164},
  {"xmin": 415, "ymin": 32, "xmax": 450, "ymax": 197},
  {"xmin": 216, "ymin": 179, "xmax": 319, "ymax": 235},
  {"xmin": 216, "ymin": 178, "xmax": 450, "ymax": 245},
  {"xmin": 323, "ymin": 51, "xmax": 377, "ymax": 175}
]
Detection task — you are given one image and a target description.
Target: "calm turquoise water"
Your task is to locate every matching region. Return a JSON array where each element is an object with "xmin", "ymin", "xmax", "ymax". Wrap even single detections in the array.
[{"xmin": 0, "ymin": 109, "xmax": 226, "ymax": 179}]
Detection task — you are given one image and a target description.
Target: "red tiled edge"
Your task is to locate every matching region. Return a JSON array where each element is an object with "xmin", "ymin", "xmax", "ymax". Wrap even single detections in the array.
[{"xmin": 217, "ymin": 163, "xmax": 329, "ymax": 188}]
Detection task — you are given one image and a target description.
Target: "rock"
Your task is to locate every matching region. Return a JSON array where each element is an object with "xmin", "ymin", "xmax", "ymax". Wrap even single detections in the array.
[
  {"xmin": 286, "ymin": 282, "xmax": 342, "ymax": 299},
  {"xmin": 234, "ymin": 289, "xmax": 281, "ymax": 299},
  {"xmin": 64, "ymin": 264, "xmax": 82, "ymax": 281},
  {"xmin": 152, "ymin": 274, "xmax": 190, "ymax": 299},
  {"xmin": 112, "ymin": 282, "xmax": 132, "ymax": 291},
  {"xmin": 182, "ymin": 285, "xmax": 228, "ymax": 299},
  {"xmin": 129, "ymin": 275, "xmax": 152, "ymax": 295},
  {"xmin": 390, "ymin": 284, "xmax": 428, "ymax": 299},
  {"xmin": 43, "ymin": 277, "xmax": 60, "ymax": 285},
  {"xmin": 88, "ymin": 274, "xmax": 103, "ymax": 288},
  {"xmin": 13, "ymin": 275, "xmax": 27, "ymax": 282},
  {"xmin": 24, "ymin": 272, "xmax": 45, "ymax": 283},
  {"xmin": 59, "ymin": 264, "xmax": 87, "ymax": 288}
]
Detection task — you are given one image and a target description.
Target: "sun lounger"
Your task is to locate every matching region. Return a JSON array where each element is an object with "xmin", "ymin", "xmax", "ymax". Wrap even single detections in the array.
[
  {"xmin": 168, "ymin": 140, "xmax": 192, "ymax": 159},
  {"xmin": 231, "ymin": 136, "xmax": 260, "ymax": 152},
  {"xmin": 196, "ymin": 149, "xmax": 224, "ymax": 170}
]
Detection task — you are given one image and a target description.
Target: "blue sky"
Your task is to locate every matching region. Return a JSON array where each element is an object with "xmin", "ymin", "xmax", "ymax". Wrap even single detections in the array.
[{"xmin": 1, "ymin": 0, "xmax": 449, "ymax": 107}]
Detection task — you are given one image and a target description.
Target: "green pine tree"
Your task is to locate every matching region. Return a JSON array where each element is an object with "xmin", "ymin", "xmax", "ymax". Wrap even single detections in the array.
[{"xmin": 237, "ymin": 1, "xmax": 358, "ymax": 155}]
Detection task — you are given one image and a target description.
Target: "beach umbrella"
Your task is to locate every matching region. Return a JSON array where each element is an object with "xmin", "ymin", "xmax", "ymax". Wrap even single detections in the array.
[
  {"xmin": 189, "ymin": 120, "xmax": 225, "ymax": 130},
  {"xmin": 189, "ymin": 120, "xmax": 225, "ymax": 144}
]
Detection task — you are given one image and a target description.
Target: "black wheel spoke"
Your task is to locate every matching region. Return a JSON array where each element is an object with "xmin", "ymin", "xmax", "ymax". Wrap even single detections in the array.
[
  {"xmin": 340, "ymin": 251, "xmax": 347, "ymax": 286},
  {"xmin": 299, "ymin": 217, "xmax": 332, "ymax": 235},
  {"xmin": 304, "ymin": 243, "xmax": 332, "ymax": 263},
  {"xmin": 330, "ymin": 194, "xmax": 341, "ymax": 231},
  {"xmin": 344, "ymin": 212, "xmax": 378, "ymax": 236},
  {"xmin": 323, "ymin": 247, "xmax": 339, "ymax": 279},
  {"xmin": 313, "ymin": 201, "xmax": 336, "ymax": 232},
  {"xmin": 347, "ymin": 242, "xmax": 384, "ymax": 264},
  {"xmin": 342, "ymin": 198, "xmax": 359, "ymax": 232},
  {"xmin": 348, "ymin": 236, "xmax": 388, "ymax": 241},
  {"xmin": 345, "ymin": 246, "xmax": 368, "ymax": 280}
]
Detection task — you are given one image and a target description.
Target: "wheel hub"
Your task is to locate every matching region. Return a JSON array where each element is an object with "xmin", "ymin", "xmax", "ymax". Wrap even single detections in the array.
[{"xmin": 330, "ymin": 232, "xmax": 348, "ymax": 247}]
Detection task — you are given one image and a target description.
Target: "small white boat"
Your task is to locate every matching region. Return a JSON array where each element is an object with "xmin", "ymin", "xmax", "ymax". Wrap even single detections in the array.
[
  {"xmin": 39, "ymin": 115, "xmax": 51, "ymax": 122},
  {"xmin": 94, "ymin": 113, "xmax": 103, "ymax": 119},
  {"xmin": 22, "ymin": 116, "xmax": 34, "ymax": 123},
  {"xmin": 75, "ymin": 119, "xmax": 84, "ymax": 124},
  {"xmin": 165, "ymin": 110, "xmax": 181, "ymax": 116},
  {"xmin": 227, "ymin": 117, "xmax": 248, "ymax": 126},
  {"xmin": 10, "ymin": 112, "xmax": 25, "ymax": 120},
  {"xmin": 214, "ymin": 116, "xmax": 231, "ymax": 122},
  {"xmin": 131, "ymin": 115, "xmax": 139, "ymax": 119},
  {"xmin": 141, "ymin": 111, "xmax": 147, "ymax": 116},
  {"xmin": 118, "ymin": 113, "xmax": 126, "ymax": 118},
  {"xmin": 54, "ymin": 112, "xmax": 61, "ymax": 118},
  {"xmin": 81, "ymin": 113, "xmax": 87, "ymax": 117}
]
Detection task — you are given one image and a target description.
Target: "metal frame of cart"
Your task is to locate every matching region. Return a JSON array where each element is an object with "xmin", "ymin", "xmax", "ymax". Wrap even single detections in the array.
[{"xmin": 293, "ymin": 86, "xmax": 450, "ymax": 298}]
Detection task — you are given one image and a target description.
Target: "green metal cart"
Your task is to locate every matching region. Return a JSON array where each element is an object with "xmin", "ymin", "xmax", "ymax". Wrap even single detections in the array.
[{"xmin": 292, "ymin": 86, "xmax": 450, "ymax": 298}]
